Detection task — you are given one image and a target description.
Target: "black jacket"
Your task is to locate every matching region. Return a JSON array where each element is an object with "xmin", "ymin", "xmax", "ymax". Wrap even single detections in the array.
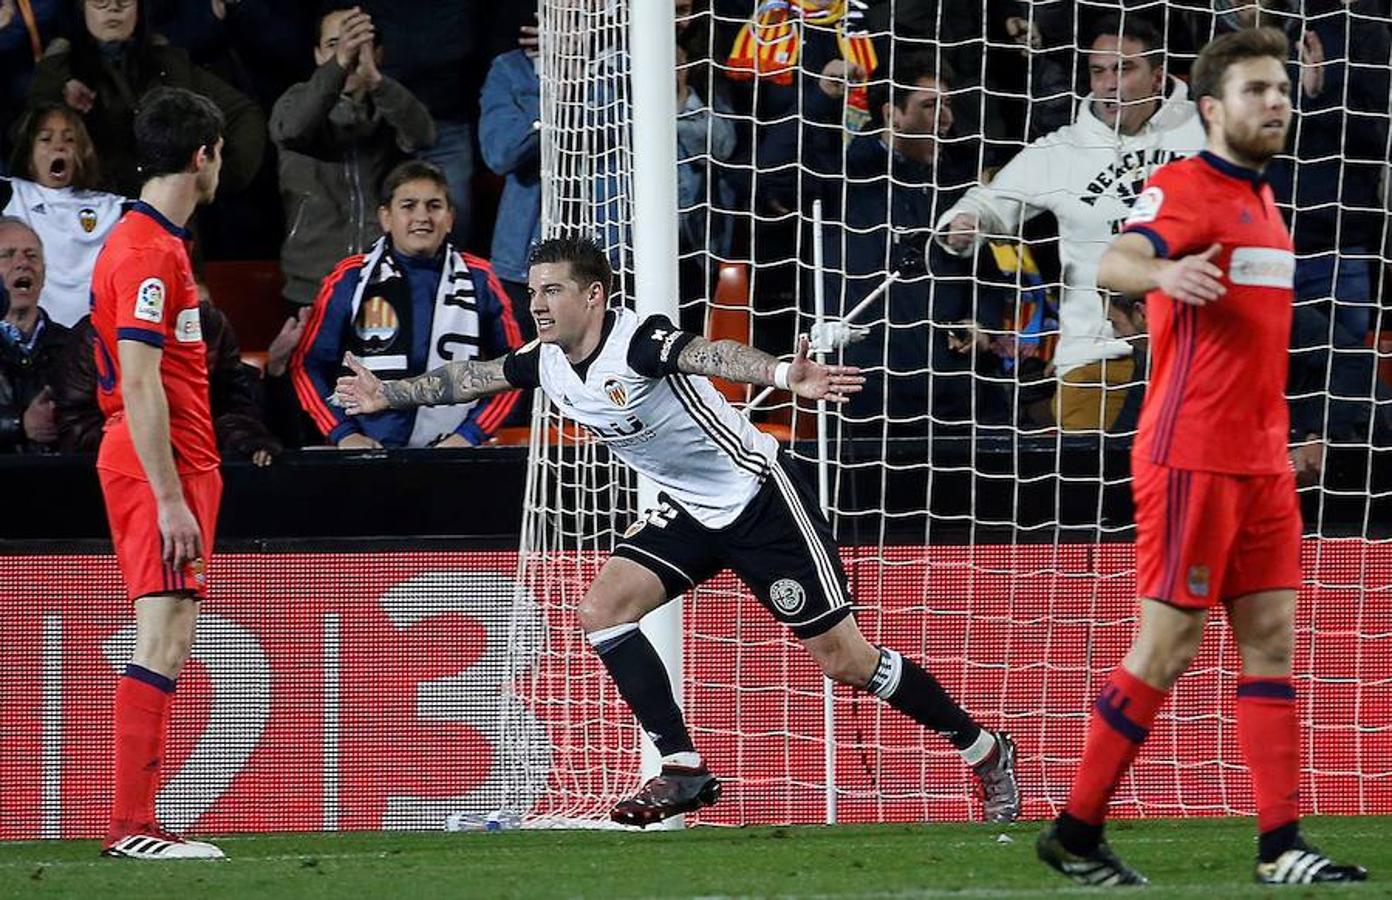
[
  {"xmin": 53, "ymin": 302, "xmax": 281, "ymax": 459},
  {"xmin": 0, "ymin": 309, "xmax": 72, "ymax": 453}
]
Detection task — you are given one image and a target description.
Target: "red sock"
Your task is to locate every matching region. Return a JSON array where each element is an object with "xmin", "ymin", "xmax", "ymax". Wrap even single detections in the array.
[
  {"xmin": 1065, "ymin": 666, "xmax": 1168, "ymax": 825},
  {"xmin": 1237, "ymin": 676, "xmax": 1300, "ymax": 833},
  {"xmin": 108, "ymin": 665, "xmax": 175, "ymax": 841}
]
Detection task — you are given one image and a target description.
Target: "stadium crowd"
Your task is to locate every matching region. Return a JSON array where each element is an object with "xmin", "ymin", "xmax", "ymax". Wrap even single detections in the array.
[{"xmin": 1, "ymin": 0, "xmax": 1390, "ymax": 470}]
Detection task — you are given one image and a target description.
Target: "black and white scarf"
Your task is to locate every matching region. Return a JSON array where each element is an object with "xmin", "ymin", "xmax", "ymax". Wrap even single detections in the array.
[{"xmin": 349, "ymin": 236, "xmax": 480, "ymax": 447}]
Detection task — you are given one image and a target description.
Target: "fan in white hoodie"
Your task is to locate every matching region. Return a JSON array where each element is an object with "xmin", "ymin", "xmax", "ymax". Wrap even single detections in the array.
[{"xmin": 936, "ymin": 22, "xmax": 1204, "ymax": 430}]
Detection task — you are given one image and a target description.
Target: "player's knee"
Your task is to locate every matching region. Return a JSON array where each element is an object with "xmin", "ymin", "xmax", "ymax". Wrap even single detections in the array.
[
  {"xmin": 1245, "ymin": 628, "xmax": 1293, "ymax": 672},
  {"xmin": 578, "ymin": 592, "xmax": 624, "ymax": 635},
  {"xmin": 811, "ymin": 642, "xmax": 877, "ymax": 687},
  {"xmin": 1129, "ymin": 643, "xmax": 1197, "ymax": 689},
  {"xmin": 136, "ymin": 630, "xmax": 194, "ymax": 677}
]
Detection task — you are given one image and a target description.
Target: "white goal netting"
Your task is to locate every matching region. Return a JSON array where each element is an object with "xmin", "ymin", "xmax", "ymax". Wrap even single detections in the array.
[{"xmin": 503, "ymin": 0, "xmax": 1392, "ymax": 826}]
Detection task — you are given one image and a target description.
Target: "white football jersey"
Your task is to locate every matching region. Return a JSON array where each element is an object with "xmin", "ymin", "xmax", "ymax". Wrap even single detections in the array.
[
  {"xmin": 505, "ymin": 308, "xmax": 779, "ymax": 528},
  {"xmin": 3, "ymin": 178, "xmax": 127, "ymax": 327}
]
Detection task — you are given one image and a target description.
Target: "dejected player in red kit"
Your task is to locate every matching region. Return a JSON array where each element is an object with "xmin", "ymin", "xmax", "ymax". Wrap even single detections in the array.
[
  {"xmin": 91, "ymin": 87, "xmax": 227, "ymax": 861},
  {"xmin": 1036, "ymin": 28, "xmax": 1366, "ymax": 887}
]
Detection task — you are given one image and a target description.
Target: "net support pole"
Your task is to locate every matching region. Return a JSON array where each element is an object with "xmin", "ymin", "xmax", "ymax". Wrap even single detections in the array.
[
  {"xmin": 811, "ymin": 199, "xmax": 837, "ymax": 825},
  {"xmin": 629, "ymin": 0, "xmax": 684, "ymax": 827}
]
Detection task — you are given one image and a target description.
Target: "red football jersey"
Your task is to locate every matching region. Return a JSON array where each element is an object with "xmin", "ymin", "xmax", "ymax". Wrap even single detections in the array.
[
  {"xmin": 91, "ymin": 201, "xmax": 220, "ymax": 479},
  {"xmin": 1122, "ymin": 151, "xmax": 1294, "ymax": 475}
]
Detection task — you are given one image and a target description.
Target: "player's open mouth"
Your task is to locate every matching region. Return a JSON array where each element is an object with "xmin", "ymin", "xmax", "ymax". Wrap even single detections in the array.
[
  {"xmin": 48, "ymin": 158, "xmax": 68, "ymax": 178},
  {"xmin": 13, "ymin": 274, "xmax": 35, "ymax": 292},
  {"xmin": 535, "ymin": 316, "xmax": 555, "ymax": 329}
]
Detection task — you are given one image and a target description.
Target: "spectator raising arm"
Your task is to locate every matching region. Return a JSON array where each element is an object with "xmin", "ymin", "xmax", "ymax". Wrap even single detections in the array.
[{"xmin": 479, "ymin": 50, "xmax": 540, "ymax": 179}]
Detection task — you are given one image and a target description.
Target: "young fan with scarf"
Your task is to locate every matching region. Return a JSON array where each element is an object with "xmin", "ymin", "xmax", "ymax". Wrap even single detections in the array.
[{"xmin": 292, "ymin": 160, "xmax": 523, "ymax": 449}]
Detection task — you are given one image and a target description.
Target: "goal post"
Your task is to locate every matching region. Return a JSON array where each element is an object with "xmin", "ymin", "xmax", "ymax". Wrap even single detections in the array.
[
  {"xmin": 628, "ymin": 0, "xmax": 686, "ymax": 815},
  {"xmin": 502, "ymin": 0, "xmax": 1392, "ymax": 829}
]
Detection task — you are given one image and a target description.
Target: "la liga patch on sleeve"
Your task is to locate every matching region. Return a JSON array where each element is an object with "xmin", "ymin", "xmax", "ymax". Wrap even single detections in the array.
[
  {"xmin": 1125, "ymin": 186, "xmax": 1164, "ymax": 225},
  {"xmin": 134, "ymin": 277, "xmax": 166, "ymax": 323}
]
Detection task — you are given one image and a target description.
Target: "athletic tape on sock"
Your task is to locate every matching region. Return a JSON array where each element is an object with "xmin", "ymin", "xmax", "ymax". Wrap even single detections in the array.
[
  {"xmin": 961, "ymin": 729, "xmax": 997, "ymax": 767},
  {"xmin": 866, "ymin": 647, "xmax": 903, "ymax": 699},
  {"xmin": 587, "ymin": 622, "xmax": 639, "ymax": 653}
]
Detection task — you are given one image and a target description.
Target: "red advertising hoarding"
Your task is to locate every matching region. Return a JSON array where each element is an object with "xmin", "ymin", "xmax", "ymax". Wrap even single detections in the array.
[{"xmin": 2, "ymin": 543, "xmax": 1388, "ymax": 838}]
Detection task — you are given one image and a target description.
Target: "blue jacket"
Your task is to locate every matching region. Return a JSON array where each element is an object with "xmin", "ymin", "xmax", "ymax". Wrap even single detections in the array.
[
  {"xmin": 478, "ymin": 50, "xmax": 541, "ymax": 284},
  {"xmin": 293, "ymin": 247, "xmax": 523, "ymax": 447},
  {"xmin": 824, "ymin": 135, "xmax": 1008, "ymax": 425}
]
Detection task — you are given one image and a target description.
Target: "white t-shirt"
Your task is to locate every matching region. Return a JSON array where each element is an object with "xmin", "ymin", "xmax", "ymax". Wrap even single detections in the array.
[
  {"xmin": 504, "ymin": 307, "xmax": 779, "ymax": 528},
  {"xmin": 3, "ymin": 178, "xmax": 127, "ymax": 327}
]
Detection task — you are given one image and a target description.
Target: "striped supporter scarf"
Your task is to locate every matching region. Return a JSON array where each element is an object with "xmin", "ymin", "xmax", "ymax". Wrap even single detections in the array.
[{"xmin": 727, "ymin": 0, "xmax": 877, "ymax": 111}]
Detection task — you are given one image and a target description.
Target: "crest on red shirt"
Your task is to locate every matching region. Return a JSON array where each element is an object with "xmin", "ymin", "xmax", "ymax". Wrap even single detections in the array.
[{"xmin": 1187, "ymin": 565, "xmax": 1210, "ymax": 598}]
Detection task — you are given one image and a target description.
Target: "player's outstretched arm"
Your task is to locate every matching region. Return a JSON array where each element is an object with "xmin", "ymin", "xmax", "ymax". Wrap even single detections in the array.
[
  {"xmin": 1098, "ymin": 234, "xmax": 1226, "ymax": 306},
  {"xmin": 332, "ymin": 352, "xmax": 513, "ymax": 415},
  {"xmin": 677, "ymin": 333, "xmax": 865, "ymax": 403}
]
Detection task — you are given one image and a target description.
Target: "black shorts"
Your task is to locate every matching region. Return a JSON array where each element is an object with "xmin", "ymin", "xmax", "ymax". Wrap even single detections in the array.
[{"xmin": 612, "ymin": 456, "xmax": 854, "ymax": 638}]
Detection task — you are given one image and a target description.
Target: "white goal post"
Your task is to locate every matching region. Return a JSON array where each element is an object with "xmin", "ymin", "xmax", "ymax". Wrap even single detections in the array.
[{"xmin": 498, "ymin": 0, "xmax": 1392, "ymax": 829}]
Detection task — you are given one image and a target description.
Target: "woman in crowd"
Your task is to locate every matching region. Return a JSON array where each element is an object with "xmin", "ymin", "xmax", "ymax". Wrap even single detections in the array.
[
  {"xmin": 0, "ymin": 103, "xmax": 125, "ymax": 326},
  {"xmin": 26, "ymin": 0, "xmax": 264, "ymax": 198}
]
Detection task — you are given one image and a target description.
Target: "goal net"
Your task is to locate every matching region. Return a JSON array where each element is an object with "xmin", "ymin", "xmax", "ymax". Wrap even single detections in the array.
[{"xmin": 504, "ymin": 0, "xmax": 1392, "ymax": 826}]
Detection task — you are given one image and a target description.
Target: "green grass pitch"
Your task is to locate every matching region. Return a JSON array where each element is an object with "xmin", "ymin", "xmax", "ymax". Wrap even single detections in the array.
[{"xmin": 2, "ymin": 817, "xmax": 1386, "ymax": 898}]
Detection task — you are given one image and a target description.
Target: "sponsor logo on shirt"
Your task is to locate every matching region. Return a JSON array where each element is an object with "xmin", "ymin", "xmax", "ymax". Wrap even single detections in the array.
[
  {"xmin": 134, "ymin": 277, "xmax": 166, "ymax": 323},
  {"xmin": 1124, "ymin": 186, "xmax": 1164, "ymax": 225},
  {"xmin": 651, "ymin": 328, "xmax": 682, "ymax": 364},
  {"xmin": 1228, "ymin": 247, "xmax": 1294, "ymax": 289},
  {"xmin": 584, "ymin": 415, "xmax": 655, "ymax": 448},
  {"xmin": 1080, "ymin": 148, "xmax": 1186, "ymax": 208},
  {"xmin": 175, "ymin": 306, "xmax": 202, "ymax": 343}
]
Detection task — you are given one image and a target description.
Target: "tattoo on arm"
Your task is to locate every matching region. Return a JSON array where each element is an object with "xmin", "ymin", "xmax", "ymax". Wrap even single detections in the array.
[
  {"xmin": 381, "ymin": 358, "xmax": 511, "ymax": 409},
  {"xmin": 676, "ymin": 337, "xmax": 778, "ymax": 386}
]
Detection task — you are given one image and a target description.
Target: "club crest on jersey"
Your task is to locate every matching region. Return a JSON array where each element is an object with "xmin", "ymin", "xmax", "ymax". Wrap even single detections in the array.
[
  {"xmin": 770, "ymin": 578, "xmax": 806, "ymax": 616},
  {"xmin": 604, "ymin": 377, "xmax": 628, "ymax": 407},
  {"xmin": 622, "ymin": 518, "xmax": 646, "ymax": 539},
  {"xmin": 78, "ymin": 207, "xmax": 98, "ymax": 233},
  {"xmin": 134, "ymin": 277, "xmax": 166, "ymax": 323},
  {"xmin": 1187, "ymin": 565, "xmax": 1210, "ymax": 598}
]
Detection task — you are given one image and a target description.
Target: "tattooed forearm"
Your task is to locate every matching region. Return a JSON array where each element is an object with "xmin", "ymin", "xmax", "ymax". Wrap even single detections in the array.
[
  {"xmin": 676, "ymin": 337, "xmax": 778, "ymax": 386},
  {"xmin": 381, "ymin": 358, "xmax": 511, "ymax": 409}
]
